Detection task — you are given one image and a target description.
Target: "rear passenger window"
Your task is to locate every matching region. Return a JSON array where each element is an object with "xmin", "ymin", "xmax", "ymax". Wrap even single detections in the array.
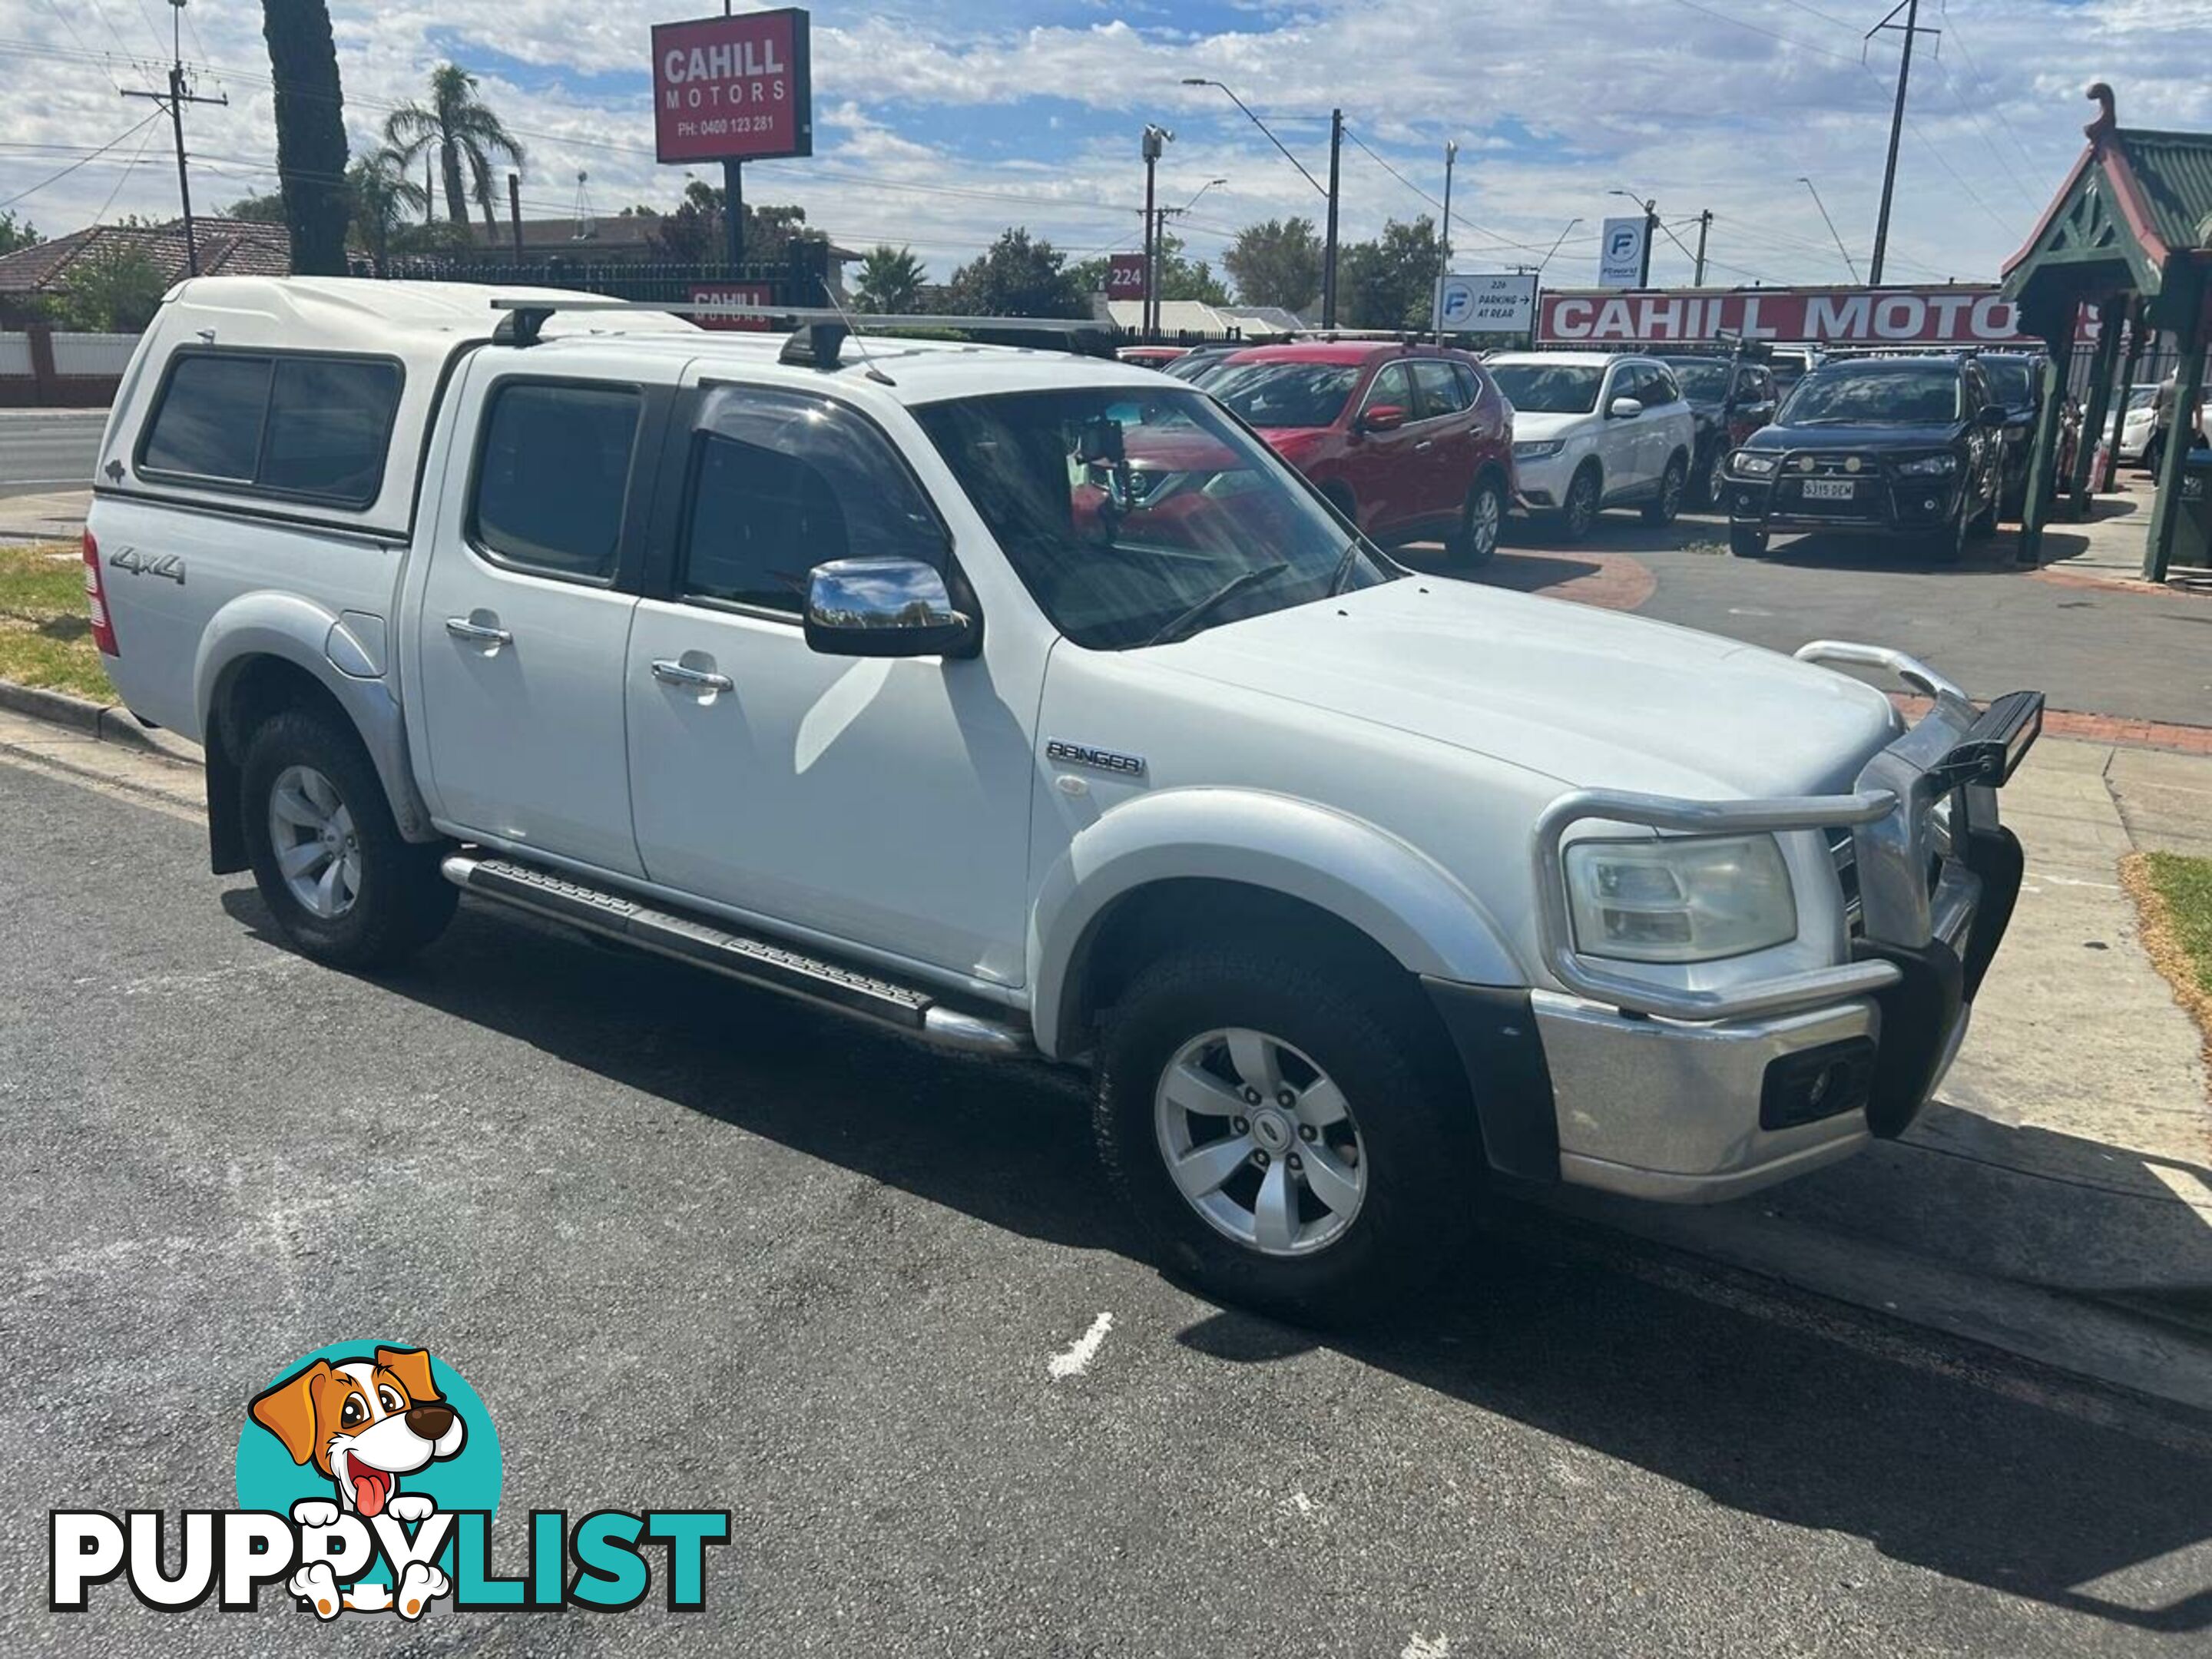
[
  {"xmin": 472, "ymin": 382, "xmax": 641, "ymax": 581},
  {"xmin": 142, "ymin": 356, "xmax": 273, "ymax": 482},
  {"xmin": 1412, "ymin": 359, "xmax": 1471, "ymax": 416},
  {"xmin": 680, "ymin": 384, "xmax": 945, "ymax": 616},
  {"xmin": 140, "ymin": 352, "xmax": 400, "ymax": 505}
]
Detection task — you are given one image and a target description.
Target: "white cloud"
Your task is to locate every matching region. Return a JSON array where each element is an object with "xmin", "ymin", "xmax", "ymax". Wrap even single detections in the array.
[{"xmin": 2, "ymin": 0, "xmax": 2207, "ymax": 288}]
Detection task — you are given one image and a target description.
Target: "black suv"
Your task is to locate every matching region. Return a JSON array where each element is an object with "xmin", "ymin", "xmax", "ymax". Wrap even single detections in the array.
[
  {"xmin": 1720, "ymin": 353, "xmax": 2007, "ymax": 561},
  {"xmin": 1659, "ymin": 354, "xmax": 1780, "ymax": 507}
]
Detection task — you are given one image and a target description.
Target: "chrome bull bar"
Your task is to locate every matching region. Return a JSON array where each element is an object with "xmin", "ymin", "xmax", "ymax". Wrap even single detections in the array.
[{"xmin": 1531, "ymin": 644, "xmax": 2037, "ymax": 1023}]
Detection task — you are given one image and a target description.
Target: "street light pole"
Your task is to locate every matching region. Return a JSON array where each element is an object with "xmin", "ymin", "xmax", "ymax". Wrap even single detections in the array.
[
  {"xmin": 1181, "ymin": 78, "xmax": 1339, "ymax": 326},
  {"xmin": 1141, "ymin": 124, "xmax": 1171, "ymax": 339},
  {"xmin": 1608, "ymin": 188, "xmax": 1658, "ymax": 286},
  {"xmin": 1537, "ymin": 217, "xmax": 1581, "ymax": 275},
  {"xmin": 1691, "ymin": 208, "xmax": 1712, "ymax": 286},
  {"xmin": 1797, "ymin": 175, "xmax": 1860, "ymax": 282}
]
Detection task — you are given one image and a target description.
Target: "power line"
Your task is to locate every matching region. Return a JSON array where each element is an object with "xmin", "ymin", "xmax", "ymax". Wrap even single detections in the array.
[
  {"xmin": 0, "ymin": 111, "xmax": 161, "ymax": 210},
  {"xmin": 1938, "ymin": 6, "xmax": 2044, "ymax": 177}
]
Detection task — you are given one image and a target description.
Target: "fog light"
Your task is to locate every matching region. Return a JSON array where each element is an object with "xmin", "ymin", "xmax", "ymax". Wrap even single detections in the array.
[{"xmin": 1760, "ymin": 1038, "xmax": 1877, "ymax": 1130}]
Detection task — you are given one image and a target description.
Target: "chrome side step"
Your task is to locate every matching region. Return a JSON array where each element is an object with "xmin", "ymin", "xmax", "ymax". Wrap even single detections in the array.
[{"xmin": 440, "ymin": 853, "xmax": 1032, "ymax": 1057}]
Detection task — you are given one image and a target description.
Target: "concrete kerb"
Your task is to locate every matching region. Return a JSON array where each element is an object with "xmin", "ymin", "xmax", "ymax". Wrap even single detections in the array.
[{"xmin": 0, "ymin": 679, "xmax": 200, "ymax": 765}]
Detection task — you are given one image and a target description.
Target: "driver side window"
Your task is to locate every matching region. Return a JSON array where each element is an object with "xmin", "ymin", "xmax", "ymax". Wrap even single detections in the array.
[
  {"xmin": 679, "ymin": 385, "xmax": 948, "ymax": 616},
  {"xmin": 1361, "ymin": 363, "xmax": 1415, "ymax": 422}
]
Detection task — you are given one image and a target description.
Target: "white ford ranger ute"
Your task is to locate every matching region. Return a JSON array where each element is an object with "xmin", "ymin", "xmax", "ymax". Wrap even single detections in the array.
[{"xmin": 87, "ymin": 279, "xmax": 2041, "ymax": 1320}]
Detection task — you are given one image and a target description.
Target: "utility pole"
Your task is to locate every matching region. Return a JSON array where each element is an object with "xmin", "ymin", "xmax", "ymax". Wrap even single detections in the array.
[
  {"xmin": 1866, "ymin": 0, "xmax": 1938, "ymax": 286},
  {"xmin": 1640, "ymin": 199, "xmax": 1657, "ymax": 286},
  {"xmin": 1141, "ymin": 124, "xmax": 1171, "ymax": 339},
  {"xmin": 508, "ymin": 173, "xmax": 524, "ymax": 260},
  {"xmin": 721, "ymin": 0, "xmax": 743, "ymax": 269},
  {"xmin": 121, "ymin": 0, "xmax": 226, "ymax": 277},
  {"xmin": 1691, "ymin": 208, "xmax": 1712, "ymax": 286},
  {"xmin": 1435, "ymin": 139, "xmax": 1457, "ymax": 342},
  {"xmin": 1323, "ymin": 109, "xmax": 1343, "ymax": 329}
]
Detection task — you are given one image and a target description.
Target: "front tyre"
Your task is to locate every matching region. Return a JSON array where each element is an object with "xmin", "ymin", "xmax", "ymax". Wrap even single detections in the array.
[
  {"xmin": 1730, "ymin": 524, "xmax": 1769, "ymax": 558},
  {"xmin": 241, "ymin": 706, "xmax": 455, "ymax": 969},
  {"xmin": 1557, "ymin": 464, "xmax": 1601, "ymax": 542},
  {"xmin": 1094, "ymin": 945, "xmax": 1476, "ymax": 1323}
]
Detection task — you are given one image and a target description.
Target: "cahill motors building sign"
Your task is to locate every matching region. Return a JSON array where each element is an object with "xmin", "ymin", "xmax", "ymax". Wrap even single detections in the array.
[
  {"xmin": 1537, "ymin": 285, "xmax": 2038, "ymax": 346},
  {"xmin": 652, "ymin": 8, "xmax": 813, "ymax": 164}
]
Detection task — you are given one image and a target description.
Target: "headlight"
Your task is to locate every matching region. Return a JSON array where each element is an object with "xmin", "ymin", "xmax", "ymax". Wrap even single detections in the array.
[
  {"xmin": 1513, "ymin": 439, "xmax": 1566, "ymax": 460},
  {"xmin": 1896, "ymin": 453, "xmax": 1959, "ymax": 476},
  {"xmin": 1731, "ymin": 451, "xmax": 1778, "ymax": 476},
  {"xmin": 1564, "ymin": 834, "xmax": 1797, "ymax": 963}
]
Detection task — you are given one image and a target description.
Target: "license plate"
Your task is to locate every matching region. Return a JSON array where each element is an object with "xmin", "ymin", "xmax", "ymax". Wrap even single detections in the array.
[{"xmin": 1801, "ymin": 478, "xmax": 1856, "ymax": 500}]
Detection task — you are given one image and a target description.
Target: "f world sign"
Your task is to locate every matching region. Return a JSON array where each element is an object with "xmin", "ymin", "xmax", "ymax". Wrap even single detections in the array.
[
  {"xmin": 652, "ymin": 8, "xmax": 813, "ymax": 164},
  {"xmin": 1537, "ymin": 285, "xmax": 2044, "ymax": 346}
]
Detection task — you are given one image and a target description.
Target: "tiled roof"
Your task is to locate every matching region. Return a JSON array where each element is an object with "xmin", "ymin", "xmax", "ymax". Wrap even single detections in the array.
[{"xmin": 0, "ymin": 217, "xmax": 291, "ymax": 295}]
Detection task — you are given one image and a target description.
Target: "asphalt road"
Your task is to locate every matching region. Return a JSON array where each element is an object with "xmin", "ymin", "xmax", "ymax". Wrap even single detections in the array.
[
  {"xmin": 5, "ymin": 757, "xmax": 2210, "ymax": 1655},
  {"xmin": 1413, "ymin": 504, "xmax": 2212, "ymax": 730},
  {"xmin": 0, "ymin": 409, "xmax": 104, "ymax": 497}
]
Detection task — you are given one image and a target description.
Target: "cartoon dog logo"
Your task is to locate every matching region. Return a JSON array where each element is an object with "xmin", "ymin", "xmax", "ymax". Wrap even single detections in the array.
[{"xmin": 248, "ymin": 1345, "xmax": 465, "ymax": 1618}]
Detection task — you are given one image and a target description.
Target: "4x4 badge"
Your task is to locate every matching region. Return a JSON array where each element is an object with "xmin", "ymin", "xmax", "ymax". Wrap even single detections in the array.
[
  {"xmin": 1047, "ymin": 740, "xmax": 1145, "ymax": 777},
  {"xmin": 109, "ymin": 546, "xmax": 186, "ymax": 584}
]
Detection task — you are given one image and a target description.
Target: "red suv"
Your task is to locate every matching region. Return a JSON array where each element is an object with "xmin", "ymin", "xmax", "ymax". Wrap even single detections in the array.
[{"xmin": 1194, "ymin": 342, "xmax": 1514, "ymax": 565}]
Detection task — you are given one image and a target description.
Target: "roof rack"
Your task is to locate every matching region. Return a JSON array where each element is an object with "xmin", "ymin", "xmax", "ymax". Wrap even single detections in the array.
[{"xmin": 486, "ymin": 298, "xmax": 1114, "ymax": 367}]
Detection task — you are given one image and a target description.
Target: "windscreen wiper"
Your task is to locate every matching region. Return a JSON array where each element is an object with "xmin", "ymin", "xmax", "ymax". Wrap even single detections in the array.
[
  {"xmin": 1145, "ymin": 562, "xmax": 1293, "ymax": 647},
  {"xmin": 1326, "ymin": 538, "xmax": 1366, "ymax": 597}
]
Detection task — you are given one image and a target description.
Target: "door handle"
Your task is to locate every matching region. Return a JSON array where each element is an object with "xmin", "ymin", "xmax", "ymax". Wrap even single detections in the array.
[
  {"xmin": 445, "ymin": 617, "xmax": 512, "ymax": 647},
  {"xmin": 652, "ymin": 659, "xmax": 734, "ymax": 694},
  {"xmin": 1414, "ymin": 439, "xmax": 1435, "ymax": 452}
]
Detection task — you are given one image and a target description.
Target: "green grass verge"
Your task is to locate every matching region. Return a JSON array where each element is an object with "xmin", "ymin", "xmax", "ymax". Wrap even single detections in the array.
[
  {"xmin": 0, "ymin": 541, "xmax": 112, "ymax": 701},
  {"xmin": 2140, "ymin": 853, "xmax": 2212, "ymax": 1005}
]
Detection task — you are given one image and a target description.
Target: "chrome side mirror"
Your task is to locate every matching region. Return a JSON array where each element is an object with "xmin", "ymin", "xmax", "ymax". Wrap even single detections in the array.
[{"xmin": 803, "ymin": 556, "xmax": 977, "ymax": 659}]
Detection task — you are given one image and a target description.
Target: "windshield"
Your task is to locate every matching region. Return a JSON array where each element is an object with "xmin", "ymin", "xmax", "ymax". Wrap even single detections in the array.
[
  {"xmin": 1780, "ymin": 363, "xmax": 1961, "ymax": 426},
  {"xmin": 913, "ymin": 386, "xmax": 1393, "ymax": 651},
  {"xmin": 1663, "ymin": 360, "xmax": 1730, "ymax": 401},
  {"xmin": 2128, "ymin": 386, "xmax": 2161, "ymax": 411},
  {"xmin": 1982, "ymin": 359, "xmax": 2036, "ymax": 408},
  {"xmin": 1197, "ymin": 359, "xmax": 1361, "ymax": 428},
  {"xmin": 1162, "ymin": 353, "xmax": 1223, "ymax": 382},
  {"xmin": 1488, "ymin": 362, "xmax": 1603, "ymax": 414}
]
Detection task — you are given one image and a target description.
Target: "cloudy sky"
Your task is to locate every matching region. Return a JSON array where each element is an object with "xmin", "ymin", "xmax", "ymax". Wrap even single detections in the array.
[{"xmin": 3, "ymin": 0, "xmax": 2209, "ymax": 290}]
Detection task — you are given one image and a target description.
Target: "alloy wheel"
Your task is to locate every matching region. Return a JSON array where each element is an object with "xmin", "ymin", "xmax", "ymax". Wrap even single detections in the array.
[
  {"xmin": 267, "ymin": 763, "xmax": 361, "ymax": 920},
  {"xmin": 1153, "ymin": 1027, "xmax": 1368, "ymax": 1257},
  {"xmin": 1468, "ymin": 484, "xmax": 1502, "ymax": 559}
]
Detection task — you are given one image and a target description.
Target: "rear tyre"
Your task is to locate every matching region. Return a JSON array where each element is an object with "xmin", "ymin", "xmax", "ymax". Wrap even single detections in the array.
[
  {"xmin": 1729, "ymin": 524, "xmax": 1769, "ymax": 558},
  {"xmin": 1558, "ymin": 464, "xmax": 1601, "ymax": 542},
  {"xmin": 240, "ymin": 706, "xmax": 455, "ymax": 969},
  {"xmin": 1922, "ymin": 507, "xmax": 1969, "ymax": 565},
  {"xmin": 1445, "ymin": 475, "xmax": 1504, "ymax": 568},
  {"xmin": 1094, "ymin": 945, "xmax": 1477, "ymax": 1325},
  {"xmin": 1643, "ymin": 454, "xmax": 1687, "ymax": 526}
]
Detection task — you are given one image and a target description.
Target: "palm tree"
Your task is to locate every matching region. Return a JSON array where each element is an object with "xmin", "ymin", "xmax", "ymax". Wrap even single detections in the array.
[
  {"xmin": 349, "ymin": 145, "xmax": 427, "ymax": 273},
  {"xmin": 853, "ymin": 244, "xmax": 927, "ymax": 313},
  {"xmin": 382, "ymin": 64, "xmax": 525, "ymax": 232}
]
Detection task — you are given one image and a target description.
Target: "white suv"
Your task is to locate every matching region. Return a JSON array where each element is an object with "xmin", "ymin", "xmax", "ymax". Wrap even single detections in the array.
[
  {"xmin": 1489, "ymin": 352, "xmax": 1697, "ymax": 539},
  {"xmin": 84, "ymin": 279, "xmax": 2041, "ymax": 1323}
]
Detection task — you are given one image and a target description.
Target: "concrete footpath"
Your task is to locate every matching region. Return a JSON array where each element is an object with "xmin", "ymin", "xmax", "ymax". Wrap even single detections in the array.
[
  {"xmin": 3, "ymin": 696, "xmax": 2209, "ymax": 1411},
  {"xmin": 1561, "ymin": 736, "xmax": 2212, "ymax": 1409}
]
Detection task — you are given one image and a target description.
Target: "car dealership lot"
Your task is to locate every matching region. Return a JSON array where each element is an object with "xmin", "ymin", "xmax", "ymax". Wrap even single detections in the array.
[{"xmin": 4, "ymin": 739, "xmax": 2210, "ymax": 1656}]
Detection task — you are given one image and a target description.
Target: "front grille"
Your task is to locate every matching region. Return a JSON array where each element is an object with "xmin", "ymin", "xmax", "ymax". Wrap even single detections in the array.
[{"xmin": 1827, "ymin": 829, "xmax": 1863, "ymax": 938}]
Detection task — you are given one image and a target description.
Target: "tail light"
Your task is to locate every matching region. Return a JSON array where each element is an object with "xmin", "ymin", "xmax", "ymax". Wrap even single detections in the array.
[{"xmin": 82, "ymin": 530, "xmax": 118, "ymax": 657}]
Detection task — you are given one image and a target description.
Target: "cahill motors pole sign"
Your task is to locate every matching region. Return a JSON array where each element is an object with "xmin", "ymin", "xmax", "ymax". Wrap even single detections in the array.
[
  {"xmin": 651, "ymin": 8, "xmax": 813, "ymax": 164},
  {"xmin": 1536, "ymin": 285, "xmax": 2040, "ymax": 346}
]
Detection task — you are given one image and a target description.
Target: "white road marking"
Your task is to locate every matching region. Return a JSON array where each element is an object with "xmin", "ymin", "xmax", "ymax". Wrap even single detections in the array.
[
  {"xmin": 1046, "ymin": 1311, "xmax": 1114, "ymax": 1379},
  {"xmin": 2041, "ymin": 874, "xmax": 2122, "ymax": 891}
]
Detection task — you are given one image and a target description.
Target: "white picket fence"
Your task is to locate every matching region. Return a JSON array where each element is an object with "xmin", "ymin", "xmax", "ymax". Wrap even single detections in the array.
[{"xmin": 0, "ymin": 329, "xmax": 141, "ymax": 377}]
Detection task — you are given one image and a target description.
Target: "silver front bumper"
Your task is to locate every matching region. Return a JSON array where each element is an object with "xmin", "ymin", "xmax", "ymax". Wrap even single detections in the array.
[{"xmin": 1527, "ymin": 642, "xmax": 2033, "ymax": 1202}]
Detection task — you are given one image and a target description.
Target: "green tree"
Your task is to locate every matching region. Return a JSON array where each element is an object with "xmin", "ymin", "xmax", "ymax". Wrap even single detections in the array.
[
  {"xmin": 260, "ymin": 0, "xmax": 352, "ymax": 275},
  {"xmin": 383, "ymin": 63, "xmax": 525, "ymax": 230},
  {"xmin": 942, "ymin": 227, "xmax": 1087, "ymax": 319},
  {"xmin": 222, "ymin": 191, "xmax": 289, "ymax": 224},
  {"xmin": 44, "ymin": 245, "xmax": 168, "ymax": 331},
  {"xmin": 1337, "ymin": 215, "xmax": 1442, "ymax": 330},
  {"xmin": 0, "ymin": 211, "xmax": 40, "ymax": 256},
  {"xmin": 853, "ymin": 244, "xmax": 926, "ymax": 312},
  {"xmin": 640, "ymin": 180, "xmax": 820, "ymax": 265},
  {"xmin": 1223, "ymin": 217, "xmax": 1323, "ymax": 313},
  {"xmin": 349, "ymin": 146, "xmax": 427, "ymax": 273},
  {"xmin": 1071, "ymin": 233, "xmax": 1230, "ymax": 308}
]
